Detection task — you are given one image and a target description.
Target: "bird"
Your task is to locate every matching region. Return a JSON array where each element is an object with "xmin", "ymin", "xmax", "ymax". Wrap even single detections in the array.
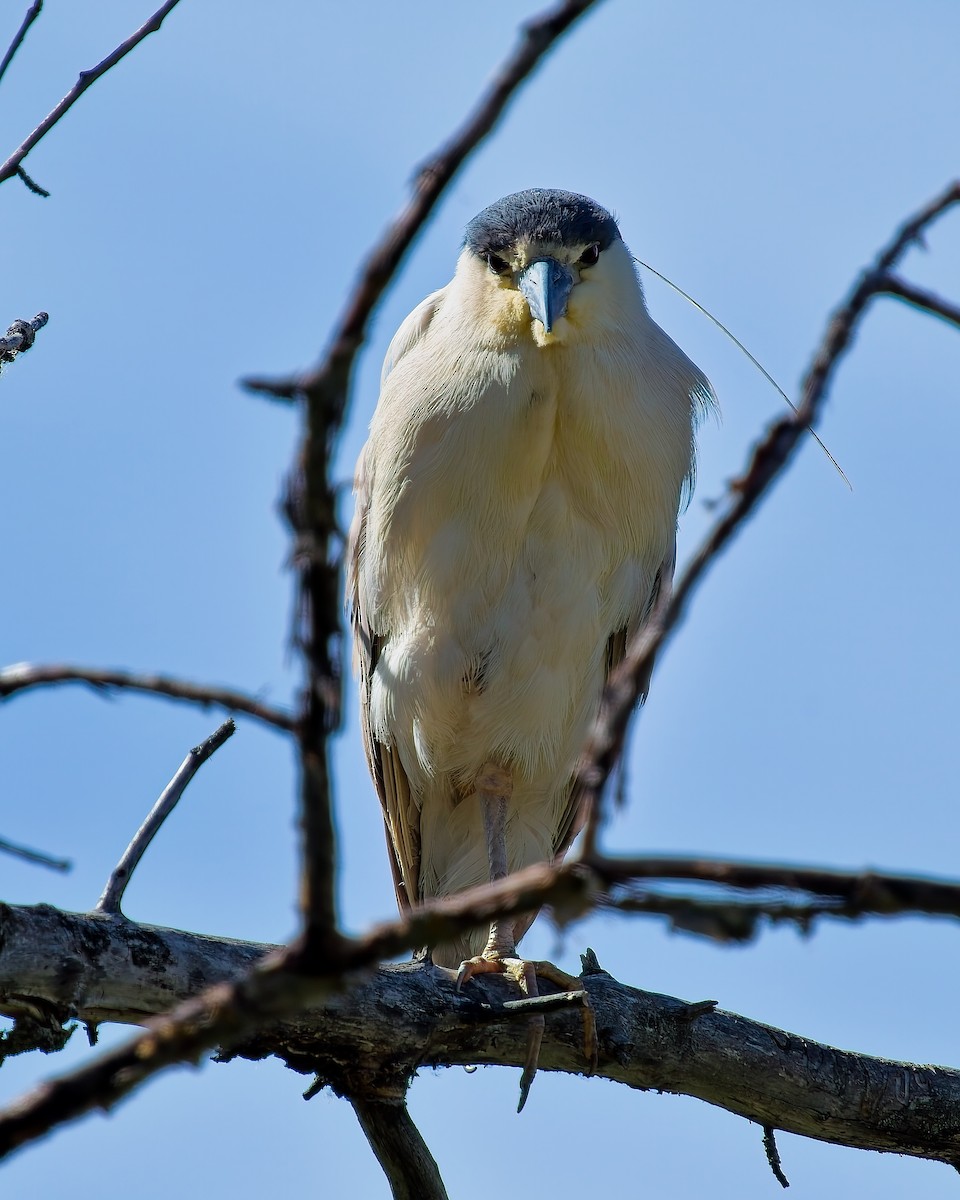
[{"xmin": 347, "ymin": 188, "xmax": 712, "ymax": 1107}]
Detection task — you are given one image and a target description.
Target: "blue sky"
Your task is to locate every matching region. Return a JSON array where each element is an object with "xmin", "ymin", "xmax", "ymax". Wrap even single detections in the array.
[{"xmin": 2, "ymin": 2, "xmax": 960, "ymax": 1195}]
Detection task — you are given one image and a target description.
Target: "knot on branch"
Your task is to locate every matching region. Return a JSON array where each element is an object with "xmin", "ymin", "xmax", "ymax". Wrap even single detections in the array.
[
  {"xmin": 0, "ymin": 1001, "xmax": 74, "ymax": 1064},
  {"xmin": 0, "ymin": 313, "xmax": 47, "ymax": 364},
  {"xmin": 6, "ymin": 319, "xmax": 35, "ymax": 354}
]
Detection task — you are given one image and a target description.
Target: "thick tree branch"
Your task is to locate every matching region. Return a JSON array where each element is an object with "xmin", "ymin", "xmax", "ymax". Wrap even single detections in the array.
[
  {"xmin": 0, "ymin": 663, "xmax": 295, "ymax": 733},
  {"xmin": 576, "ymin": 179, "xmax": 960, "ymax": 854},
  {"xmin": 3, "ymin": 902, "xmax": 960, "ymax": 1171},
  {"xmin": 0, "ymin": 859, "xmax": 587, "ymax": 1154},
  {"xmin": 0, "ymin": 0, "xmax": 183, "ymax": 191},
  {"xmin": 5, "ymin": 850, "xmax": 960, "ymax": 1156},
  {"xmin": 350, "ymin": 1098, "xmax": 449, "ymax": 1200}
]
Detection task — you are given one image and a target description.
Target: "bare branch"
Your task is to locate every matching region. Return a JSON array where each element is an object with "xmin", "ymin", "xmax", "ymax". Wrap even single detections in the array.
[
  {"xmin": 576, "ymin": 179, "xmax": 960, "ymax": 854},
  {"xmin": 0, "ymin": 942, "xmax": 321, "ymax": 1157},
  {"xmin": 4, "ymin": 903, "xmax": 960, "ymax": 1171},
  {"xmin": 763, "ymin": 1126, "xmax": 791, "ymax": 1189},
  {"xmin": 270, "ymin": 0, "xmax": 604, "ymax": 963},
  {"xmin": 0, "ymin": 2, "xmax": 42, "ymax": 90},
  {"xmin": 595, "ymin": 856, "xmax": 960, "ymax": 920},
  {"xmin": 0, "ymin": 836, "xmax": 69, "ymax": 873},
  {"xmin": 0, "ymin": 6, "xmax": 612, "ymax": 1148},
  {"xmin": 0, "ymin": 0, "xmax": 184, "ymax": 191},
  {"xmin": 0, "ymin": 662, "xmax": 295, "ymax": 733},
  {"xmin": 0, "ymin": 858, "xmax": 583, "ymax": 1153},
  {"xmin": 350, "ymin": 1098, "xmax": 449, "ymax": 1200},
  {"xmin": 879, "ymin": 274, "xmax": 960, "ymax": 330},
  {"xmin": 14, "ymin": 166, "xmax": 48, "ymax": 197},
  {"xmin": 95, "ymin": 720, "xmax": 236, "ymax": 915},
  {"xmin": 0, "ymin": 313, "xmax": 48, "ymax": 367},
  {"xmin": 604, "ymin": 892, "xmax": 843, "ymax": 941},
  {"xmin": 8, "ymin": 845, "xmax": 960, "ymax": 1154}
]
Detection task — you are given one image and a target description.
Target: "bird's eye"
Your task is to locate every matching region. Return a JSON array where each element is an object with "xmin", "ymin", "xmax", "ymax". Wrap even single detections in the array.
[
  {"xmin": 486, "ymin": 252, "xmax": 510, "ymax": 275},
  {"xmin": 578, "ymin": 243, "xmax": 601, "ymax": 267}
]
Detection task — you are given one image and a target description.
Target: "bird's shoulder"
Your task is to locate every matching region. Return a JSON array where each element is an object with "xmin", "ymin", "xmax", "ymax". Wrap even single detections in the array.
[{"xmin": 380, "ymin": 286, "xmax": 448, "ymax": 386}]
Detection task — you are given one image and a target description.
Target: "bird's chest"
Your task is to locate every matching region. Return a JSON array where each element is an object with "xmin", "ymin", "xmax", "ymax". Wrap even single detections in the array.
[{"xmin": 393, "ymin": 347, "xmax": 664, "ymax": 638}]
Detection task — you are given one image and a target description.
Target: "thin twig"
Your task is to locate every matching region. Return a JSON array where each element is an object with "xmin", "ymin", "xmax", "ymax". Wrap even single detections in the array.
[
  {"xmin": 879, "ymin": 274, "xmax": 960, "ymax": 330},
  {"xmin": 95, "ymin": 720, "xmax": 236, "ymax": 915},
  {"xmin": 0, "ymin": 0, "xmax": 183, "ymax": 190},
  {"xmin": 269, "ymin": 0, "xmax": 603, "ymax": 963},
  {"xmin": 0, "ymin": 1, "xmax": 42, "ymax": 90},
  {"xmin": 763, "ymin": 1126, "xmax": 791, "ymax": 1188},
  {"xmin": 0, "ymin": 662, "xmax": 295, "ymax": 733},
  {"xmin": 604, "ymin": 891, "xmax": 844, "ymax": 941},
  {"xmin": 14, "ymin": 166, "xmax": 48, "ymax": 197},
  {"xmin": 0, "ymin": 313, "xmax": 48, "ymax": 364},
  {"xmin": 0, "ymin": 835, "xmax": 69, "ymax": 873},
  {"xmin": 499, "ymin": 990, "xmax": 589, "ymax": 1016},
  {"xmin": 595, "ymin": 856, "xmax": 960, "ymax": 921},
  {"xmin": 575, "ymin": 179, "xmax": 960, "ymax": 856}
]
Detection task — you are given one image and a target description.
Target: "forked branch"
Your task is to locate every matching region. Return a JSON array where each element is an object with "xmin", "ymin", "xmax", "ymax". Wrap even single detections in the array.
[{"xmin": 0, "ymin": 0, "xmax": 184, "ymax": 192}]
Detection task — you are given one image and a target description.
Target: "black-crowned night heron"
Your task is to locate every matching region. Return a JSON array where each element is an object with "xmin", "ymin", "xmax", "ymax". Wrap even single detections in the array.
[{"xmin": 348, "ymin": 188, "xmax": 711, "ymax": 1107}]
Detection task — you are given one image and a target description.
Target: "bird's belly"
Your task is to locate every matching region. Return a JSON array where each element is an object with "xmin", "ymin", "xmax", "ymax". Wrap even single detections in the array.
[
  {"xmin": 455, "ymin": 523, "xmax": 608, "ymax": 778},
  {"xmin": 376, "ymin": 463, "xmax": 646, "ymax": 796}
]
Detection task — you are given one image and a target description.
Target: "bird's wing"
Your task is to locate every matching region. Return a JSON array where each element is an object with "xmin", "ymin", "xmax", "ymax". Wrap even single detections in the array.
[
  {"xmin": 550, "ymin": 541, "xmax": 677, "ymax": 862},
  {"xmin": 380, "ymin": 288, "xmax": 446, "ymax": 387},
  {"xmin": 347, "ymin": 287, "xmax": 447, "ymax": 912}
]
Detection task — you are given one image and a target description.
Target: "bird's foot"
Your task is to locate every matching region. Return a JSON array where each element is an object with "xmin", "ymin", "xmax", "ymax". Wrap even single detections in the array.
[{"xmin": 456, "ymin": 954, "xmax": 598, "ymax": 1112}]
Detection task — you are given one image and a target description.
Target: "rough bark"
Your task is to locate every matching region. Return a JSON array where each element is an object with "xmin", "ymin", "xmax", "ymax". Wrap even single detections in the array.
[{"xmin": 3, "ymin": 901, "xmax": 960, "ymax": 1168}]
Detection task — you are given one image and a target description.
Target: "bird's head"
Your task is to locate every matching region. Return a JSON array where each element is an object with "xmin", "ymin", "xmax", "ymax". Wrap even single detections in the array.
[{"xmin": 459, "ymin": 188, "xmax": 640, "ymax": 348}]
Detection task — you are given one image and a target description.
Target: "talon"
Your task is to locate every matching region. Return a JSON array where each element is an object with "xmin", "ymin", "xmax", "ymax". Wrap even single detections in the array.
[
  {"xmin": 527, "ymin": 959, "xmax": 598, "ymax": 1078},
  {"xmin": 455, "ymin": 952, "xmax": 597, "ymax": 1107},
  {"xmin": 518, "ymin": 1013, "xmax": 544, "ymax": 1113}
]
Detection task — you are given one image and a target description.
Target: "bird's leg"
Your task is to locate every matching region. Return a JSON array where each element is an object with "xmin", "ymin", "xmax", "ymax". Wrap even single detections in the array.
[
  {"xmin": 455, "ymin": 763, "xmax": 598, "ymax": 1108},
  {"xmin": 457, "ymin": 761, "xmax": 517, "ymax": 967},
  {"xmin": 455, "ymin": 762, "xmax": 547, "ymax": 1108}
]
